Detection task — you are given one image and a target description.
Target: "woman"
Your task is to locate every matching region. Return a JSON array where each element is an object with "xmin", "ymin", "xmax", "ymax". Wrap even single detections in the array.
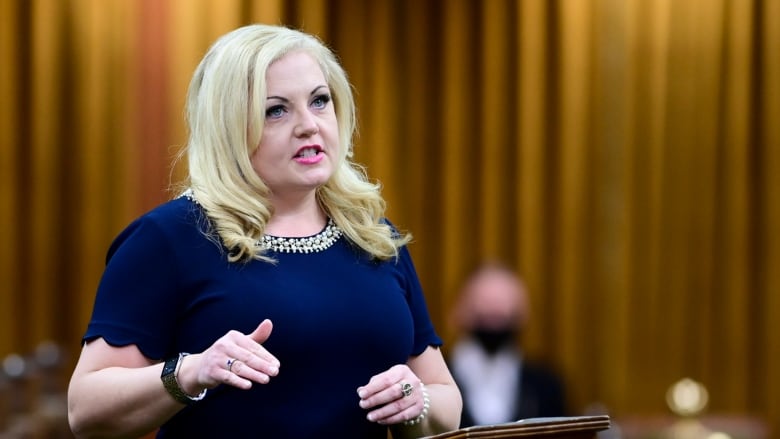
[{"xmin": 67, "ymin": 24, "xmax": 462, "ymax": 438}]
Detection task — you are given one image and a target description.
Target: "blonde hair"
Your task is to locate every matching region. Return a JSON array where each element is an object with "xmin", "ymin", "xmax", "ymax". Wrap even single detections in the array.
[{"xmin": 178, "ymin": 24, "xmax": 410, "ymax": 262}]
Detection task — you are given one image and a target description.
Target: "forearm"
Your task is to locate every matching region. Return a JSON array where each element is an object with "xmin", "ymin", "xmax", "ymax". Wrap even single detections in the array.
[
  {"xmin": 68, "ymin": 363, "xmax": 181, "ymax": 438},
  {"xmin": 391, "ymin": 382, "xmax": 462, "ymax": 439}
]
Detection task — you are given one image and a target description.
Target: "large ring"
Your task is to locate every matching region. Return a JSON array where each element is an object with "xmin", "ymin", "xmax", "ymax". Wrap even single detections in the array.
[
  {"xmin": 400, "ymin": 381, "xmax": 413, "ymax": 398},
  {"xmin": 226, "ymin": 358, "xmax": 236, "ymax": 372}
]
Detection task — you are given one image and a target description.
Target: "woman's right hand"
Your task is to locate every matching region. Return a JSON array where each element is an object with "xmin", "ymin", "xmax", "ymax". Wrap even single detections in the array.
[{"xmin": 178, "ymin": 319, "xmax": 281, "ymax": 395}]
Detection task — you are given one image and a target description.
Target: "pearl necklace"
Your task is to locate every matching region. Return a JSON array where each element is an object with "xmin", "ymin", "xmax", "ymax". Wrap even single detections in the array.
[
  {"xmin": 259, "ymin": 219, "xmax": 342, "ymax": 253},
  {"xmin": 180, "ymin": 189, "xmax": 343, "ymax": 254}
]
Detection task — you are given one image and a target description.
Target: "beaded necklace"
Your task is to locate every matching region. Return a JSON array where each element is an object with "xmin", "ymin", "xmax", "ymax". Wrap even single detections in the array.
[{"xmin": 179, "ymin": 188, "xmax": 343, "ymax": 254}]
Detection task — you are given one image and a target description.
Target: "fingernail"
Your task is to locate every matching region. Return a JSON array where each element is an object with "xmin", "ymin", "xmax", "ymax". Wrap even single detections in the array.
[
  {"xmin": 357, "ymin": 389, "xmax": 366, "ymax": 399},
  {"xmin": 367, "ymin": 413, "xmax": 374, "ymax": 422},
  {"xmin": 269, "ymin": 366, "xmax": 279, "ymax": 375}
]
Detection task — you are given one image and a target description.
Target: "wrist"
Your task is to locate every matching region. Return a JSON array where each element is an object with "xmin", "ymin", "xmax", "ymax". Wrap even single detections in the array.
[
  {"xmin": 161, "ymin": 353, "xmax": 207, "ymax": 405},
  {"xmin": 176, "ymin": 353, "xmax": 207, "ymax": 396},
  {"xmin": 404, "ymin": 383, "xmax": 430, "ymax": 426}
]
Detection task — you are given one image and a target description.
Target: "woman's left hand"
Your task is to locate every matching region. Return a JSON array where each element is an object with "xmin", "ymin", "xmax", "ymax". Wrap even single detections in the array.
[{"xmin": 357, "ymin": 364, "xmax": 426, "ymax": 425}]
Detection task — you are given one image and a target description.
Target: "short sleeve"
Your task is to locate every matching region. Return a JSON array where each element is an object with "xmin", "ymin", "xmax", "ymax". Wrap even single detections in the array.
[
  {"xmin": 396, "ymin": 244, "xmax": 443, "ymax": 355},
  {"xmin": 83, "ymin": 214, "xmax": 184, "ymax": 360}
]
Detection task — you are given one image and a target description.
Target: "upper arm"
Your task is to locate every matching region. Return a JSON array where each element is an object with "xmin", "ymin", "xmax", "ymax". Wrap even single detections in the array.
[
  {"xmin": 71, "ymin": 337, "xmax": 156, "ymax": 378},
  {"xmin": 407, "ymin": 346, "xmax": 457, "ymax": 387}
]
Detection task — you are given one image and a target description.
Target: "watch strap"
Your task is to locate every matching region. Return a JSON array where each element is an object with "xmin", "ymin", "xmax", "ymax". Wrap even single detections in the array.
[{"xmin": 161, "ymin": 352, "xmax": 207, "ymax": 405}]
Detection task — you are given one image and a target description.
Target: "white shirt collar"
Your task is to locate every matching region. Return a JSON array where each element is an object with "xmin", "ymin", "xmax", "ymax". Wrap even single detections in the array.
[{"xmin": 450, "ymin": 337, "xmax": 522, "ymax": 425}]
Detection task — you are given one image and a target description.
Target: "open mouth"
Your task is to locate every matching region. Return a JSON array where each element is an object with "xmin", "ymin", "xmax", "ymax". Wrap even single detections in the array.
[{"xmin": 295, "ymin": 146, "xmax": 322, "ymax": 158}]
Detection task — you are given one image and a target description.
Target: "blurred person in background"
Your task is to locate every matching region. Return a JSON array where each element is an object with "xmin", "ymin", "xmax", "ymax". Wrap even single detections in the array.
[{"xmin": 449, "ymin": 262, "xmax": 567, "ymax": 427}]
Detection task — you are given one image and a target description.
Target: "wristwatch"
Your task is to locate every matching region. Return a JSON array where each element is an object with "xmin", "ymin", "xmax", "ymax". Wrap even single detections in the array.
[{"xmin": 161, "ymin": 352, "xmax": 207, "ymax": 404}]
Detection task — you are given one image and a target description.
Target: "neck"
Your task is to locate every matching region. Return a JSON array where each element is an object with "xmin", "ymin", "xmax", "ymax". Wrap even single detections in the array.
[{"xmin": 266, "ymin": 192, "xmax": 327, "ymax": 237}]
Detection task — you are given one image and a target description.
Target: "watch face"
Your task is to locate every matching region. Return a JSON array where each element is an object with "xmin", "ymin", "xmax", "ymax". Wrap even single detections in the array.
[{"xmin": 162, "ymin": 357, "xmax": 178, "ymax": 377}]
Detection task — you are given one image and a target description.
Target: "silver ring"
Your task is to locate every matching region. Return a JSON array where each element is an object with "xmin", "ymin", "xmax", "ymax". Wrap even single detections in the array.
[
  {"xmin": 400, "ymin": 381, "xmax": 413, "ymax": 398},
  {"xmin": 226, "ymin": 358, "xmax": 236, "ymax": 372}
]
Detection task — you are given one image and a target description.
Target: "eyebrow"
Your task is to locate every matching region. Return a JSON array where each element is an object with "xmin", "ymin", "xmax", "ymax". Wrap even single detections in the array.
[{"xmin": 267, "ymin": 85, "xmax": 329, "ymax": 102}]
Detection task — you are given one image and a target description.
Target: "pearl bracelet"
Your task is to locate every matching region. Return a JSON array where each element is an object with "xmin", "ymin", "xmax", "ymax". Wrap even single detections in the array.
[{"xmin": 404, "ymin": 383, "xmax": 430, "ymax": 426}]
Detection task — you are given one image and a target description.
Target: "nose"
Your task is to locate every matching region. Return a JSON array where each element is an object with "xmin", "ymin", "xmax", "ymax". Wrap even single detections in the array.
[{"xmin": 294, "ymin": 110, "xmax": 319, "ymax": 138}]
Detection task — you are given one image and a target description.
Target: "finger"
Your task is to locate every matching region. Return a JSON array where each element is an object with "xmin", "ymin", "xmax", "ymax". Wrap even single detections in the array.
[
  {"xmin": 224, "ymin": 358, "xmax": 273, "ymax": 386},
  {"xmin": 222, "ymin": 360, "xmax": 253, "ymax": 390},
  {"xmin": 357, "ymin": 365, "xmax": 407, "ymax": 400},
  {"xmin": 357, "ymin": 379, "xmax": 394, "ymax": 407},
  {"xmin": 365, "ymin": 395, "xmax": 418, "ymax": 425},
  {"xmin": 239, "ymin": 320, "xmax": 280, "ymax": 371},
  {"xmin": 248, "ymin": 319, "xmax": 273, "ymax": 344},
  {"xmin": 230, "ymin": 343, "xmax": 279, "ymax": 375},
  {"xmin": 230, "ymin": 323, "xmax": 280, "ymax": 379},
  {"xmin": 358, "ymin": 378, "xmax": 415, "ymax": 410}
]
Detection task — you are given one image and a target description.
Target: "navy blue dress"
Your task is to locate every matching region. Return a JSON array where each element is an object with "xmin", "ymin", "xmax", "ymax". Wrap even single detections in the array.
[{"xmin": 82, "ymin": 196, "xmax": 442, "ymax": 438}]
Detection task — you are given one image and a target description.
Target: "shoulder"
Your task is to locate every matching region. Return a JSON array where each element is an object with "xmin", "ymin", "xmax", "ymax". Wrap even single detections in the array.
[
  {"xmin": 142, "ymin": 194, "xmax": 201, "ymax": 224},
  {"xmin": 106, "ymin": 196, "xmax": 206, "ymax": 260},
  {"xmin": 379, "ymin": 217, "xmax": 403, "ymax": 238},
  {"xmin": 122, "ymin": 197, "xmax": 201, "ymax": 237}
]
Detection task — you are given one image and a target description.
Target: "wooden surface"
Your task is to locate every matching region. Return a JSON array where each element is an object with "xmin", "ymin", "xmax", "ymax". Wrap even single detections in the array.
[{"xmin": 423, "ymin": 416, "xmax": 611, "ymax": 439}]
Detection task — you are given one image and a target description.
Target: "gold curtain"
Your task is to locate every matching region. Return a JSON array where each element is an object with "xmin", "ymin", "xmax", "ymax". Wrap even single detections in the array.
[{"xmin": 1, "ymin": 0, "xmax": 778, "ymax": 433}]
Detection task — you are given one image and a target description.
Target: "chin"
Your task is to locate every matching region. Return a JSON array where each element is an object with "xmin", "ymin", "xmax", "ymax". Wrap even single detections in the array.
[{"xmin": 308, "ymin": 169, "xmax": 335, "ymax": 185}]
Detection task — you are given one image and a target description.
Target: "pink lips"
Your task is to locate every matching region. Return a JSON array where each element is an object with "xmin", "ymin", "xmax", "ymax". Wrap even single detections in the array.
[{"xmin": 293, "ymin": 145, "xmax": 324, "ymax": 165}]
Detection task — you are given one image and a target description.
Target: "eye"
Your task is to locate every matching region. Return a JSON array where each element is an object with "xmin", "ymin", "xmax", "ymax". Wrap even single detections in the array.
[
  {"xmin": 311, "ymin": 94, "xmax": 331, "ymax": 109},
  {"xmin": 265, "ymin": 105, "xmax": 286, "ymax": 119}
]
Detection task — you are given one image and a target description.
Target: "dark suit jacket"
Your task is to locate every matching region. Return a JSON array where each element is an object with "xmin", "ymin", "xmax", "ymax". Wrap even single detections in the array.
[{"xmin": 455, "ymin": 360, "xmax": 568, "ymax": 428}]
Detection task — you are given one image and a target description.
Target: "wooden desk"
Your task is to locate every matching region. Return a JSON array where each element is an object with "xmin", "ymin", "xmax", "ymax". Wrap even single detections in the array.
[{"xmin": 423, "ymin": 415, "xmax": 611, "ymax": 439}]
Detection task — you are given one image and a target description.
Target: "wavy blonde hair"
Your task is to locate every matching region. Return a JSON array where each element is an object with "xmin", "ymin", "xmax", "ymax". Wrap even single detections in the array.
[{"xmin": 177, "ymin": 24, "xmax": 410, "ymax": 263}]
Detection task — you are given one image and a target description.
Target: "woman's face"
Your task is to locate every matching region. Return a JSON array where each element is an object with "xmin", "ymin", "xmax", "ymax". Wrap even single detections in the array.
[{"xmin": 251, "ymin": 51, "xmax": 339, "ymax": 198}]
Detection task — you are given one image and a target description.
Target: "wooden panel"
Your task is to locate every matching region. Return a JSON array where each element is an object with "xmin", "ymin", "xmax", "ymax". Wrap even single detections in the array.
[
  {"xmin": 440, "ymin": 1, "xmax": 479, "ymax": 305},
  {"xmin": 0, "ymin": 0, "xmax": 21, "ymax": 355},
  {"xmin": 516, "ymin": 0, "xmax": 548, "ymax": 358},
  {"xmin": 589, "ymin": 0, "xmax": 634, "ymax": 410},
  {"xmin": 362, "ymin": 0, "xmax": 402, "ymax": 223},
  {"xmin": 718, "ymin": 0, "xmax": 754, "ymax": 410},
  {"xmin": 28, "ymin": 0, "xmax": 64, "ymax": 346},
  {"xmin": 478, "ymin": 0, "xmax": 513, "ymax": 258},
  {"xmin": 554, "ymin": 0, "xmax": 593, "ymax": 410},
  {"xmin": 760, "ymin": 0, "xmax": 780, "ymax": 427}
]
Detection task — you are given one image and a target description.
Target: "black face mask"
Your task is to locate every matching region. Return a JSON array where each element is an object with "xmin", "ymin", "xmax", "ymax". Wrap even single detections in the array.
[{"xmin": 471, "ymin": 327, "xmax": 517, "ymax": 355}]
